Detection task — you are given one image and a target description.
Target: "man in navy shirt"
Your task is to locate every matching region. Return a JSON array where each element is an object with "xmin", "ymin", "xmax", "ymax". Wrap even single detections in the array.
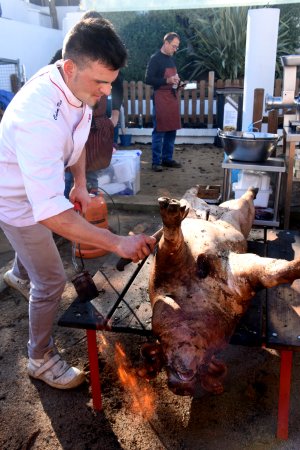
[{"xmin": 145, "ymin": 32, "xmax": 182, "ymax": 172}]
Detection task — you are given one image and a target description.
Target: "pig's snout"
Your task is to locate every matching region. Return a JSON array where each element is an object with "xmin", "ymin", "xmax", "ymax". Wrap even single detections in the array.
[
  {"xmin": 167, "ymin": 369, "xmax": 197, "ymax": 396},
  {"xmin": 169, "ymin": 343, "xmax": 198, "ymax": 377},
  {"xmin": 165, "ymin": 343, "xmax": 200, "ymax": 395}
]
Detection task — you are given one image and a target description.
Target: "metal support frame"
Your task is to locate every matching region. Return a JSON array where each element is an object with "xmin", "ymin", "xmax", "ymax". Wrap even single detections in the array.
[
  {"xmin": 59, "ymin": 231, "xmax": 299, "ymax": 440},
  {"xmin": 277, "ymin": 350, "xmax": 293, "ymax": 440},
  {"xmin": 222, "ymin": 156, "xmax": 286, "ymax": 227},
  {"xmin": 86, "ymin": 330, "xmax": 102, "ymax": 411}
]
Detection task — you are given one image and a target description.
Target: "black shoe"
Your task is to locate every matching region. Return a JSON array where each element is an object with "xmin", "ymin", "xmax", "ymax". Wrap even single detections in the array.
[
  {"xmin": 152, "ymin": 164, "xmax": 163, "ymax": 172},
  {"xmin": 162, "ymin": 159, "xmax": 181, "ymax": 168}
]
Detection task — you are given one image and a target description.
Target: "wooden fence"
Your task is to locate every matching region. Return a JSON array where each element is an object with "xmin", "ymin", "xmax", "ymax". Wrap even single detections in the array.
[{"xmin": 123, "ymin": 71, "xmax": 299, "ymax": 129}]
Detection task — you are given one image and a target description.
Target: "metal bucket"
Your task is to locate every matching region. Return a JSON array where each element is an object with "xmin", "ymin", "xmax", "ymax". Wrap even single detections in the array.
[{"xmin": 217, "ymin": 129, "xmax": 281, "ymax": 162}]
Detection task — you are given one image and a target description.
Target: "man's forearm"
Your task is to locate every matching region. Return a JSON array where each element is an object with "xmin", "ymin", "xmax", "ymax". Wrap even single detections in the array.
[
  {"xmin": 39, "ymin": 208, "xmax": 156, "ymax": 262},
  {"xmin": 40, "ymin": 208, "xmax": 120, "ymax": 252},
  {"xmin": 110, "ymin": 109, "xmax": 120, "ymax": 127}
]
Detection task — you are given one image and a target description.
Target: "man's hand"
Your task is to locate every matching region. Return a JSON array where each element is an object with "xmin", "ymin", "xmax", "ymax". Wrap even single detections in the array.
[
  {"xmin": 167, "ymin": 74, "xmax": 180, "ymax": 86},
  {"xmin": 40, "ymin": 208, "xmax": 156, "ymax": 261},
  {"xmin": 69, "ymin": 185, "xmax": 91, "ymax": 214},
  {"xmin": 115, "ymin": 234, "xmax": 156, "ymax": 262}
]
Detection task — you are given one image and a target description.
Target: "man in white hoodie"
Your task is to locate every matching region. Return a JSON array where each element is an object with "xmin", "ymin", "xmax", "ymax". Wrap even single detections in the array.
[{"xmin": 0, "ymin": 16, "xmax": 155, "ymax": 390}]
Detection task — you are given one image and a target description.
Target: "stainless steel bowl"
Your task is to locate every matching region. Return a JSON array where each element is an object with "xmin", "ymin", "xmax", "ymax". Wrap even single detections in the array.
[{"xmin": 217, "ymin": 129, "xmax": 281, "ymax": 162}]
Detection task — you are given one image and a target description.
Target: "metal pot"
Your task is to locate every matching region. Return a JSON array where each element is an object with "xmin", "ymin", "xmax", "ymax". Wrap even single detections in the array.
[{"xmin": 217, "ymin": 129, "xmax": 282, "ymax": 162}]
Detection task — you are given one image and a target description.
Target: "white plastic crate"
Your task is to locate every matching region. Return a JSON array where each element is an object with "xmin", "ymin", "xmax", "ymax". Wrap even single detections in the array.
[
  {"xmin": 237, "ymin": 170, "xmax": 270, "ymax": 190},
  {"xmin": 97, "ymin": 149, "xmax": 142, "ymax": 195},
  {"xmin": 232, "ymin": 183, "xmax": 272, "ymax": 207}
]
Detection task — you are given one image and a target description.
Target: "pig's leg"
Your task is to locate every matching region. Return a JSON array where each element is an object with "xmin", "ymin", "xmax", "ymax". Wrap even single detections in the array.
[
  {"xmin": 158, "ymin": 197, "xmax": 189, "ymax": 243},
  {"xmin": 218, "ymin": 188, "xmax": 257, "ymax": 238},
  {"xmin": 229, "ymin": 253, "xmax": 300, "ymax": 292},
  {"xmin": 201, "ymin": 357, "xmax": 227, "ymax": 394},
  {"xmin": 155, "ymin": 198, "xmax": 191, "ymax": 275}
]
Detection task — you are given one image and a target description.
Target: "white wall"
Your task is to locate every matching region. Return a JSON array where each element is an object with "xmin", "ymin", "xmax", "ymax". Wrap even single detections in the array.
[
  {"xmin": 62, "ymin": 11, "xmax": 84, "ymax": 37},
  {"xmin": 1, "ymin": 0, "xmax": 30, "ymax": 22},
  {"xmin": 1, "ymin": 0, "xmax": 53, "ymax": 27},
  {"xmin": 0, "ymin": 18, "xmax": 63, "ymax": 81},
  {"xmin": 0, "ymin": 0, "xmax": 80, "ymax": 29},
  {"xmin": 57, "ymin": 7, "xmax": 80, "ymax": 31},
  {"xmin": 0, "ymin": 1, "xmax": 84, "ymax": 86},
  {"xmin": 241, "ymin": 9, "xmax": 280, "ymax": 131}
]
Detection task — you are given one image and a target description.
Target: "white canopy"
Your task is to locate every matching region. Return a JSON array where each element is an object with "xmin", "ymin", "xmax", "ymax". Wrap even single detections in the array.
[{"xmin": 80, "ymin": 0, "xmax": 300, "ymax": 13}]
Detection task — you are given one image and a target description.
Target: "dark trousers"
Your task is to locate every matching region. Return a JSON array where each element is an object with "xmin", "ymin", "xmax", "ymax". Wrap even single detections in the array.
[{"xmin": 152, "ymin": 105, "xmax": 176, "ymax": 165}]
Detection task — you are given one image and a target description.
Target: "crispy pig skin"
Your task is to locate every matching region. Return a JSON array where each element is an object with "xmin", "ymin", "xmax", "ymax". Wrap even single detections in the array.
[{"xmin": 145, "ymin": 187, "xmax": 300, "ymax": 396}]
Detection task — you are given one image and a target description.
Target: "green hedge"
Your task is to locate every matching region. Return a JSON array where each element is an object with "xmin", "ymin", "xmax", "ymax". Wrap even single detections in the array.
[
  {"xmin": 103, "ymin": 11, "xmax": 189, "ymax": 81},
  {"xmin": 100, "ymin": 6, "xmax": 299, "ymax": 82}
]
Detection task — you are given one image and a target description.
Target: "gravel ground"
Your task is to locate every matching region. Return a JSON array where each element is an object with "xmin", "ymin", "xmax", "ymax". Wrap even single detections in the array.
[{"xmin": 1, "ymin": 143, "xmax": 300, "ymax": 450}]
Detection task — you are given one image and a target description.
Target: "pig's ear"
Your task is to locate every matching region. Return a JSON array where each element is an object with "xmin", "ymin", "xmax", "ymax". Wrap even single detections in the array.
[
  {"xmin": 137, "ymin": 342, "xmax": 164, "ymax": 379},
  {"xmin": 140, "ymin": 342, "xmax": 162, "ymax": 360},
  {"xmin": 152, "ymin": 296, "xmax": 183, "ymax": 334}
]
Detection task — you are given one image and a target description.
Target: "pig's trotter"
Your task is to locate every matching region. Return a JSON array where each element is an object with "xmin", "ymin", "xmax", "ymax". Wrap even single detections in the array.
[
  {"xmin": 249, "ymin": 186, "xmax": 259, "ymax": 199},
  {"xmin": 158, "ymin": 197, "xmax": 189, "ymax": 229}
]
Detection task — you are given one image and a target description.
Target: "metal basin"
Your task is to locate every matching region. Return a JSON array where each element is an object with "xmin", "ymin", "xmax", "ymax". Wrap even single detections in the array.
[{"xmin": 217, "ymin": 129, "xmax": 281, "ymax": 162}]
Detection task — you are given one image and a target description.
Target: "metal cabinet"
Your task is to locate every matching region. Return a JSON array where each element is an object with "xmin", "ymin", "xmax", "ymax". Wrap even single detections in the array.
[
  {"xmin": 282, "ymin": 127, "xmax": 300, "ymax": 229},
  {"xmin": 222, "ymin": 156, "xmax": 286, "ymax": 227}
]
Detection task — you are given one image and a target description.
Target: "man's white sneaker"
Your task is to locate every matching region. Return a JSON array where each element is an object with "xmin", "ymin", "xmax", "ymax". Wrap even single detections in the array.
[
  {"xmin": 28, "ymin": 349, "xmax": 85, "ymax": 389},
  {"xmin": 3, "ymin": 270, "xmax": 30, "ymax": 301}
]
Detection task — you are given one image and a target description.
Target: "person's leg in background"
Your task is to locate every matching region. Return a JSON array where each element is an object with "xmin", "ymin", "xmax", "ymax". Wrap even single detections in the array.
[
  {"xmin": 64, "ymin": 170, "xmax": 74, "ymax": 199},
  {"xmin": 107, "ymin": 95, "xmax": 120, "ymax": 146},
  {"xmin": 65, "ymin": 166, "xmax": 101, "ymax": 197},
  {"xmin": 113, "ymin": 122, "xmax": 119, "ymax": 146},
  {"xmin": 151, "ymin": 105, "xmax": 164, "ymax": 172},
  {"xmin": 161, "ymin": 130, "xmax": 181, "ymax": 168},
  {"xmin": 1, "ymin": 220, "xmax": 85, "ymax": 388}
]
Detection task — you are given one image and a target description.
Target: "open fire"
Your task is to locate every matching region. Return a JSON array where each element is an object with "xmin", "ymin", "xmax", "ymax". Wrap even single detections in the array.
[
  {"xmin": 97, "ymin": 333, "xmax": 156, "ymax": 420},
  {"xmin": 115, "ymin": 342, "xmax": 156, "ymax": 420}
]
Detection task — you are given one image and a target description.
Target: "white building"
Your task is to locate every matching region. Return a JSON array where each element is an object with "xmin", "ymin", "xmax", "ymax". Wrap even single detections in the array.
[{"xmin": 0, "ymin": 0, "xmax": 80, "ymax": 84}]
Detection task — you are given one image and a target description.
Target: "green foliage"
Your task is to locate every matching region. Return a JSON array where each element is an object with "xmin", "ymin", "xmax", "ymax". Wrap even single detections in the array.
[
  {"xmin": 80, "ymin": 3, "xmax": 300, "ymax": 81},
  {"xmin": 80, "ymin": 4, "xmax": 187, "ymax": 80},
  {"xmin": 86, "ymin": 10, "xmax": 188, "ymax": 81},
  {"xmin": 276, "ymin": 5, "xmax": 300, "ymax": 77},
  {"xmin": 180, "ymin": 5, "xmax": 300, "ymax": 81},
  {"xmin": 180, "ymin": 7, "xmax": 249, "ymax": 80}
]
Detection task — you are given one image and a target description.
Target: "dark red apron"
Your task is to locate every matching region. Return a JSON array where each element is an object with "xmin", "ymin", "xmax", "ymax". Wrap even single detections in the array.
[{"xmin": 154, "ymin": 67, "xmax": 181, "ymax": 132}]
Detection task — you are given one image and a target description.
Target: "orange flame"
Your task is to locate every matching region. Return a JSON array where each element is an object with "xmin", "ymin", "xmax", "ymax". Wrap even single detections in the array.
[
  {"xmin": 97, "ymin": 332, "xmax": 108, "ymax": 353},
  {"xmin": 115, "ymin": 342, "xmax": 156, "ymax": 420}
]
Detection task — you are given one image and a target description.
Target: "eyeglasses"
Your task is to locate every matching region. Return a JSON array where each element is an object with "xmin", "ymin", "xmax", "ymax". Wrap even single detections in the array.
[{"xmin": 170, "ymin": 44, "xmax": 179, "ymax": 50}]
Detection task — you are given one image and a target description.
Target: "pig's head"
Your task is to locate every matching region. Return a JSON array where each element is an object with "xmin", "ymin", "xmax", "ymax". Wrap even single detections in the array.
[
  {"xmin": 160, "ymin": 334, "xmax": 205, "ymax": 396},
  {"xmin": 149, "ymin": 295, "xmax": 218, "ymax": 396}
]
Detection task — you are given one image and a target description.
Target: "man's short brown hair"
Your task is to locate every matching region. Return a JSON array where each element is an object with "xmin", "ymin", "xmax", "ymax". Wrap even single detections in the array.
[
  {"xmin": 163, "ymin": 32, "xmax": 180, "ymax": 43},
  {"xmin": 63, "ymin": 17, "xmax": 127, "ymax": 70}
]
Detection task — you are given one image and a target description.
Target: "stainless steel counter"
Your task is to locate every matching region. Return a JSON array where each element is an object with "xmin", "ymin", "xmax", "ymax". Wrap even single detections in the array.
[{"xmin": 222, "ymin": 156, "xmax": 286, "ymax": 228}]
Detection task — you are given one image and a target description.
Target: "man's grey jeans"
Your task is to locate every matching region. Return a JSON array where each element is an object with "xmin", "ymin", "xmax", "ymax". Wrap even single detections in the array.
[{"xmin": 0, "ymin": 220, "xmax": 67, "ymax": 359}]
